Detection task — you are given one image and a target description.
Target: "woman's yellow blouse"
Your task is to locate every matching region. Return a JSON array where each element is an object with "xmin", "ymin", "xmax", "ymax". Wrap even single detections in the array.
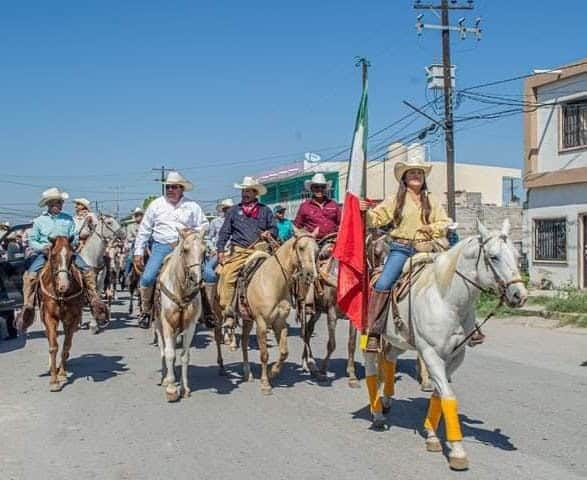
[{"xmin": 366, "ymin": 192, "xmax": 449, "ymax": 241}]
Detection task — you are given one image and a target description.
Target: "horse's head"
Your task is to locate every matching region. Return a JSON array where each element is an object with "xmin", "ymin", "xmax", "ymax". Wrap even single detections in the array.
[
  {"xmin": 179, "ymin": 228, "xmax": 206, "ymax": 287},
  {"xmin": 291, "ymin": 227, "xmax": 319, "ymax": 285},
  {"xmin": 97, "ymin": 214, "xmax": 124, "ymax": 241},
  {"xmin": 50, "ymin": 236, "xmax": 74, "ymax": 294},
  {"xmin": 475, "ymin": 219, "xmax": 527, "ymax": 308}
]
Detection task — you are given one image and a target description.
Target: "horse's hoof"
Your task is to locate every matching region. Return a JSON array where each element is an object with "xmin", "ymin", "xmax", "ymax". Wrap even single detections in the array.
[
  {"xmin": 260, "ymin": 384, "xmax": 272, "ymax": 395},
  {"xmin": 165, "ymin": 388, "xmax": 180, "ymax": 403},
  {"xmin": 89, "ymin": 325, "xmax": 99, "ymax": 335},
  {"xmin": 448, "ymin": 456, "xmax": 469, "ymax": 471},
  {"xmin": 314, "ymin": 371, "xmax": 328, "ymax": 383},
  {"xmin": 425, "ymin": 437, "xmax": 442, "ymax": 452},
  {"xmin": 49, "ymin": 382, "xmax": 62, "ymax": 392},
  {"xmin": 182, "ymin": 388, "xmax": 191, "ymax": 399},
  {"xmin": 420, "ymin": 381, "xmax": 434, "ymax": 393},
  {"xmin": 58, "ymin": 373, "xmax": 68, "ymax": 383},
  {"xmin": 371, "ymin": 417, "xmax": 386, "ymax": 430},
  {"xmin": 348, "ymin": 378, "xmax": 360, "ymax": 389},
  {"xmin": 161, "ymin": 378, "xmax": 172, "ymax": 387},
  {"xmin": 229, "ymin": 345, "xmax": 238, "ymax": 352}
]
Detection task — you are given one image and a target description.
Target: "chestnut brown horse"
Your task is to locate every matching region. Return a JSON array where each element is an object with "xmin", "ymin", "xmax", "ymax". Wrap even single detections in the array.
[{"xmin": 38, "ymin": 236, "xmax": 85, "ymax": 392}]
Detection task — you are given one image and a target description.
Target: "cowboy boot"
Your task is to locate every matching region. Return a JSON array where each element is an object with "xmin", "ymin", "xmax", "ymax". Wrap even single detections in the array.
[
  {"xmin": 365, "ymin": 289, "xmax": 391, "ymax": 353},
  {"xmin": 15, "ymin": 271, "xmax": 38, "ymax": 333},
  {"xmin": 81, "ymin": 270, "xmax": 109, "ymax": 326},
  {"xmin": 138, "ymin": 285, "xmax": 154, "ymax": 329}
]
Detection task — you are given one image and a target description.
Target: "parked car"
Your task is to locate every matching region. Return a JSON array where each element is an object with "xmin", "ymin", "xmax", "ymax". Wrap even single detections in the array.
[{"xmin": 0, "ymin": 223, "xmax": 32, "ymax": 339}]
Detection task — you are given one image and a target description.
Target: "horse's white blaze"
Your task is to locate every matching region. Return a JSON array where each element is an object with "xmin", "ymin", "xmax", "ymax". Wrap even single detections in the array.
[{"xmin": 56, "ymin": 246, "xmax": 70, "ymax": 292}]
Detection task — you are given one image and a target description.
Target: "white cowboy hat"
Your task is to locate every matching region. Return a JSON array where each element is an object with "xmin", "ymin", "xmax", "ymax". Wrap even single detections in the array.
[
  {"xmin": 74, "ymin": 198, "xmax": 91, "ymax": 209},
  {"xmin": 304, "ymin": 173, "xmax": 332, "ymax": 191},
  {"xmin": 163, "ymin": 171, "xmax": 193, "ymax": 192},
  {"xmin": 132, "ymin": 207, "xmax": 144, "ymax": 215},
  {"xmin": 216, "ymin": 198, "xmax": 234, "ymax": 211},
  {"xmin": 39, "ymin": 187, "xmax": 69, "ymax": 207},
  {"xmin": 233, "ymin": 176, "xmax": 267, "ymax": 196},
  {"xmin": 393, "ymin": 157, "xmax": 433, "ymax": 183}
]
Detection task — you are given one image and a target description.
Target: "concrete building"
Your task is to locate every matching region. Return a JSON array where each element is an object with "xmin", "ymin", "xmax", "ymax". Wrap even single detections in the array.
[{"xmin": 523, "ymin": 59, "xmax": 587, "ymax": 288}]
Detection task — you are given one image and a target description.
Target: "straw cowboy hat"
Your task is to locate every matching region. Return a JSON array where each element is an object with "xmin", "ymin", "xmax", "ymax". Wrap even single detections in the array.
[
  {"xmin": 304, "ymin": 173, "xmax": 332, "ymax": 191},
  {"xmin": 216, "ymin": 198, "xmax": 234, "ymax": 212},
  {"xmin": 393, "ymin": 156, "xmax": 433, "ymax": 183},
  {"xmin": 132, "ymin": 207, "xmax": 144, "ymax": 215},
  {"xmin": 163, "ymin": 171, "xmax": 193, "ymax": 192},
  {"xmin": 233, "ymin": 176, "xmax": 267, "ymax": 196},
  {"xmin": 74, "ymin": 198, "xmax": 91, "ymax": 210},
  {"xmin": 39, "ymin": 187, "xmax": 69, "ymax": 207}
]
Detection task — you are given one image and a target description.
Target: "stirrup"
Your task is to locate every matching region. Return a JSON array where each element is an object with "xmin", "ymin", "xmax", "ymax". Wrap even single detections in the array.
[{"xmin": 365, "ymin": 334, "xmax": 381, "ymax": 353}]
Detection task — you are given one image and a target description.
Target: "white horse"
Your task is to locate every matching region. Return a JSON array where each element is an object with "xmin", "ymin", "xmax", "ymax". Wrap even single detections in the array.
[
  {"xmin": 78, "ymin": 214, "xmax": 124, "ymax": 333},
  {"xmin": 154, "ymin": 229, "xmax": 206, "ymax": 402},
  {"xmin": 363, "ymin": 219, "xmax": 527, "ymax": 471}
]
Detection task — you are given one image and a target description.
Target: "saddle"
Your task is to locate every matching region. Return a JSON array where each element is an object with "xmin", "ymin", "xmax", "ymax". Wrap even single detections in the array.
[{"xmin": 234, "ymin": 251, "xmax": 270, "ymax": 322}]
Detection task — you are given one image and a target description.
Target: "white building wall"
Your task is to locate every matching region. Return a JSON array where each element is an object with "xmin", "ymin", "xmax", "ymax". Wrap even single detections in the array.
[{"xmin": 536, "ymin": 72, "xmax": 587, "ymax": 173}]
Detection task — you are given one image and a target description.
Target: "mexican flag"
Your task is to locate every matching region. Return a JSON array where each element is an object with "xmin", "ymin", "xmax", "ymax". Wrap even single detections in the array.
[{"xmin": 332, "ymin": 78, "xmax": 368, "ymax": 331}]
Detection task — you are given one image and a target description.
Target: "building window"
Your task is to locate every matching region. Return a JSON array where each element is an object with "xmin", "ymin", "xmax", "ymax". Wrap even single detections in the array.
[
  {"xmin": 562, "ymin": 100, "xmax": 587, "ymax": 149},
  {"xmin": 534, "ymin": 218, "xmax": 566, "ymax": 262}
]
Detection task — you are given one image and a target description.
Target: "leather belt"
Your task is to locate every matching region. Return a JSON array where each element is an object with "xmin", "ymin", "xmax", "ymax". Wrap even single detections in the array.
[{"xmin": 390, "ymin": 237, "xmax": 413, "ymax": 246}]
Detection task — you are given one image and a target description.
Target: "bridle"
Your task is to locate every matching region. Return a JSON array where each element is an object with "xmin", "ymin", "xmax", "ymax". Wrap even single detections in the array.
[
  {"xmin": 41, "ymin": 242, "xmax": 84, "ymax": 303},
  {"xmin": 452, "ymin": 234, "xmax": 524, "ymax": 352},
  {"xmin": 158, "ymin": 233, "xmax": 203, "ymax": 313},
  {"xmin": 85, "ymin": 214, "xmax": 124, "ymax": 242},
  {"xmin": 268, "ymin": 234, "xmax": 318, "ymax": 286}
]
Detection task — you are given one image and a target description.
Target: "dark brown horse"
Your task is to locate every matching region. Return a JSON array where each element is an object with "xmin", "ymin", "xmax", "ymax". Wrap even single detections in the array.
[{"xmin": 38, "ymin": 236, "xmax": 84, "ymax": 392}]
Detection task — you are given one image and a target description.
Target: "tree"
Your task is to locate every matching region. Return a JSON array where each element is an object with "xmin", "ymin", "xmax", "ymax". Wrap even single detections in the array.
[{"xmin": 142, "ymin": 195, "xmax": 157, "ymax": 209}]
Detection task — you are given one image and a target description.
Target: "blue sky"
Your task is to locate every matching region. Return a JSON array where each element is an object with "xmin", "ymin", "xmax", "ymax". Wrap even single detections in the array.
[{"xmin": 0, "ymin": 1, "xmax": 585, "ymax": 222}]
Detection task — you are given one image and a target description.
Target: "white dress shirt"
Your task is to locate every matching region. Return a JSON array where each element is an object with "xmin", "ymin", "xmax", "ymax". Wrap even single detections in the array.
[{"xmin": 134, "ymin": 196, "xmax": 209, "ymax": 256}]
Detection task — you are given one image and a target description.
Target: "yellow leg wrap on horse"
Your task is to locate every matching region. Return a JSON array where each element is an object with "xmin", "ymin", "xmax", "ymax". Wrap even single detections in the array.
[
  {"xmin": 441, "ymin": 397, "xmax": 463, "ymax": 442},
  {"xmin": 365, "ymin": 375, "xmax": 382, "ymax": 414},
  {"xmin": 381, "ymin": 359, "xmax": 396, "ymax": 398},
  {"xmin": 359, "ymin": 334, "xmax": 368, "ymax": 351},
  {"xmin": 424, "ymin": 395, "xmax": 442, "ymax": 431}
]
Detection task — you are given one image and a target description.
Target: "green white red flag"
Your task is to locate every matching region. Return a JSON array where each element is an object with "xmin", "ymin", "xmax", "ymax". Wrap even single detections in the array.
[{"xmin": 332, "ymin": 78, "xmax": 368, "ymax": 330}]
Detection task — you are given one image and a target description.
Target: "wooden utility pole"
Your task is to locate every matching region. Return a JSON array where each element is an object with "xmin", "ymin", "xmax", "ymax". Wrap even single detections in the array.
[
  {"xmin": 414, "ymin": 0, "xmax": 481, "ymax": 220},
  {"xmin": 152, "ymin": 166, "xmax": 173, "ymax": 196}
]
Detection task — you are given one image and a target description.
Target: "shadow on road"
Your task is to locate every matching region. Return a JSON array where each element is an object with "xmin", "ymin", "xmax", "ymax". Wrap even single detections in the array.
[
  {"xmin": 351, "ymin": 396, "xmax": 517, "ymax": 451},
  {"xmin": 581, "ymin": 361, "xmax": 587, "ymax": 367},
  {"xmin": 40, "ymin": 353, "xmax": 129, "ymax": 387},
  {"xmin": 0, "ymin": 334, "xmax": 27, "ymax": 353}
]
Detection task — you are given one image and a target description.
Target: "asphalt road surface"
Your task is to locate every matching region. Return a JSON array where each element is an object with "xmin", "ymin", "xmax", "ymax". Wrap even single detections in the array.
[{"xmin": 1, "ymin": 293, "xmax": 586, "ymax": 480}]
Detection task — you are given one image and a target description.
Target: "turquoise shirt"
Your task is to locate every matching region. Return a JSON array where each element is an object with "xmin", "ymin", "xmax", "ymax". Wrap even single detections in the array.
[
  {"xmin": 275, "ymin": 218, "xmax": 294, "ymax": 242},
  {"xmin": 29, "ymin": 211, "xmax": 77, "ymax": 252}
]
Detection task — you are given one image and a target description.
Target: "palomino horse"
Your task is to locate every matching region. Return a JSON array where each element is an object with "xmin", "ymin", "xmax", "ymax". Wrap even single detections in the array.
[
  {"xmin": 38, "ymin": 237, "xmax": 85, "ymax": 392},
  {"xmin": 240, "ymin": 229, "xmax": 319, "ymax": 395},
  {"xmin": 153, "ymin": 229, "xmax": 206, "ymax": 402},
  {"xmin": 363, "ymin": 220, "xmax": 527, "ymax": 471},
  {"xmin": 78, "ymin": 214, "xmax": 124, "ymax": 333}
]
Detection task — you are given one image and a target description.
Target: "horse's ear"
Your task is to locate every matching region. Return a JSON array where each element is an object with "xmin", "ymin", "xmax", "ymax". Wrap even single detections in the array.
[
  {"xmin": 293, "ymin": 225, "xmax": 304, "ymax": 237},
  {"xmin": 501, "ymin": 218, "xmax": 511, "ymax": 238},
  {"xmin": 178, "ymin": 228, "xmax": 189, "ymax": 239},
  {"xmin": 477, "ymin": 219, "xmax": 490, "ymax": 242},
  {"xmin": 311, "ymin": 227, "xmax": 319, "ymax": 238}
]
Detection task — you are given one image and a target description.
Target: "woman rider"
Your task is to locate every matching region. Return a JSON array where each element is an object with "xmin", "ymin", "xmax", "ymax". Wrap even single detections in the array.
[{"xmin": 359, "ymin": 156, "xmax": 449, "ymax": 353}]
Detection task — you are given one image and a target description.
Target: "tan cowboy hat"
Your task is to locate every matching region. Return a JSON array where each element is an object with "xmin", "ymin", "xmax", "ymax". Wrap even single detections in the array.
[
  {"xmin": 304, "ymin": 173, "xmax": 332, "ymax": 191},
  {"xmin": 393, "ymin": 157, "xmax": 433, "ymax": 183},
  {"xmin": 163, "ymin": 171, "xmax": 193, "ymax": 192},
  {"xmin": 216, "ymin": 198, "xmax": 234, "ymax": 211},
  {"xmin": 39, "ymin": 187, "xmax": 69, "ymax": 207},
  {"xmin": 74, "ymin": 198, "xmax": 91, "ymax": 210},
  {"xmin": 132, "ymin": 207, "xmax": 144, "ymax": 215},
  {"xmin": 233, "ymin": 176, "xmax": 267, "ymax": 196}
]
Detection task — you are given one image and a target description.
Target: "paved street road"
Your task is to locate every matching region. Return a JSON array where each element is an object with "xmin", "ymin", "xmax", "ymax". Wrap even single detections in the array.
[{"xmin": 1, "ymin": 293, "xmax": 586, "ymax": 480}]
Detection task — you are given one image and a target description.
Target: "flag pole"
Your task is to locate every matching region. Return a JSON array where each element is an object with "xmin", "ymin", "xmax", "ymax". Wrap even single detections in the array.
[{"xmin": 355, "ymin": 57, "xmax": 370, "ymax": 332}]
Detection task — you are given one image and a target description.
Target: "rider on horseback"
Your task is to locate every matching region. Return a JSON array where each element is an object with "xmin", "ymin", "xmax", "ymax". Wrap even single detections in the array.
[
  {"xmin": 216, "ymin": 176, "xmax": 275, "ymax": 329},
  {"xmin": 73, "ymin": 198, "xmax": 98, "ymax": 249},
  {"xmin": 133, "ymin": 171, "xmax": 208, "ymax": 329},
  {"xmin": 123, "ymin": 207, "xmax": 145, "ymax": 280},
  {"xmin": 293, "ymin": 173, "xmax": 341, "ymax": 315},
  {"xmin": 359, "ymin": 157, "xmax": 449, "ymax": 353},
  {"xmin": 15, "ymin": 188, "xmax": 108, "ymax": 332}
]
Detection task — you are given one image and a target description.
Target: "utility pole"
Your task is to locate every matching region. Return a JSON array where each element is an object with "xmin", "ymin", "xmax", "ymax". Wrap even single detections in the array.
[
  {"xmin": 152, "ymin": 166, "xmax": 174, "ymax": 196},
  {"xmin": 414, "ymin": 0, "xmax": 481, "ymax": 220},
  {"xmin": 115, "ymin": 185, "xmax": 120, "ymax": 220}
]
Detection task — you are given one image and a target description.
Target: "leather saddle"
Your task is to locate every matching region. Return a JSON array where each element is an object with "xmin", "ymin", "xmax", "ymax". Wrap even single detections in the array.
[{"xmin": 234, "ymin": 251, "xmax": 270, "ymax": 321}]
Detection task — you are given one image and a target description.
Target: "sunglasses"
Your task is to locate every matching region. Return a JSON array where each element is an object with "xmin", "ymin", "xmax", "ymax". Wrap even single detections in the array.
[
  {"xmin": 311, "ymin": 185, "xmax": 327, "ymax": 190},
  {"xmin": 165, "ymin": 184, "xmax": 182, "ymax": 190}
]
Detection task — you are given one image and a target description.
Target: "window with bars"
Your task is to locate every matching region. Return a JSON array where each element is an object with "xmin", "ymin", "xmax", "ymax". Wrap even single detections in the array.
[
  {"xmin": 561, "ymin": 100, "xmax": 587, "ymax": 149},
  {"xmin": 534, "ymin": 218, "xmax": 567, "ymax": 261}
]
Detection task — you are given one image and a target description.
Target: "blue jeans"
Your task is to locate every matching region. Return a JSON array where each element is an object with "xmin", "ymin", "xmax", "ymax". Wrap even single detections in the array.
[
  {"xmin": 140, "ymin": 241, "xmax": 174, "ymax": 288},
  {"xmin": 374, "ymin": 242, "xmax": 415, "ymax": 291},
  {"xmin": 27, "ymin": 252, "xmax": 90, "ymax": 273},
  {"xmin": 124, "ymin": 253, "xmax": 133, "ymax": 276},
  {"xmin": 203, "ymin": 254, "xmax": 218, "ymax": 283}
]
